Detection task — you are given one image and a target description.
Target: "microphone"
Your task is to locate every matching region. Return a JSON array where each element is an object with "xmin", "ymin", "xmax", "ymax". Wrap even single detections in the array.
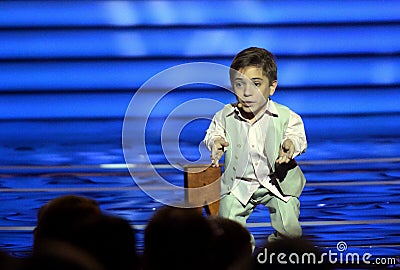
[{"xmin": 236, "ymin": 102, "xmax": 255, "ymax": 120}]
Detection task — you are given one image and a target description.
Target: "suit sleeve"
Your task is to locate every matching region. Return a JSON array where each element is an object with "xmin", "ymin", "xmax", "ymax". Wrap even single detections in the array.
[
  {"xmin": 203, "ymin": 112, "xmax": 227, "ymax": 151},
  {"xmin": 283, "ymin": 110, "xmax": 307, "ymax": 158}
]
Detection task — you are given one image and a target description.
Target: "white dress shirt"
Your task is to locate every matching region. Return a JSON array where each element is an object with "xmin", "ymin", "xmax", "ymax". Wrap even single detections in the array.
[{"xmin": 205, "ymin": 100, "xmax": 307, "ymax": 205}]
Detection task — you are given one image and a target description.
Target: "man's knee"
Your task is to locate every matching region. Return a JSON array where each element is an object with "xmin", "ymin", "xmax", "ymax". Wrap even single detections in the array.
[
  {"xmin": 285, "ymin": 224, "xmax": 302, "ymax": 238},
  {"xmin": 271, "ymin": 197, "xmax": 302, "ymax": 237}
]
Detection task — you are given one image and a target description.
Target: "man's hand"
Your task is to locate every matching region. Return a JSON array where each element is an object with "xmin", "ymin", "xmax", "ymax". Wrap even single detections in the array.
[
  {"xmin": 211, "ymin": 138, "xmax": 229, "ymax": 167},
  {"xmin": 276, "ymin": 139, "xmax": 295, "ymax": 164}
]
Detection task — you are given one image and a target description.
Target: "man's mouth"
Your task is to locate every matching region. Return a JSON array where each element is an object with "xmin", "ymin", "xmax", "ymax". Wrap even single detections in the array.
[{"xmin": 241, "ymin": 101, "xmax": 255, "ymax": 107}]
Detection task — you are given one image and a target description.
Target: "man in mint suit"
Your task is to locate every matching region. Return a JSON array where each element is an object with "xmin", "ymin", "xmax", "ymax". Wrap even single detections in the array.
[{"xmin": 204, "ymin": 47, "xmax": 307, "ymax": 249}]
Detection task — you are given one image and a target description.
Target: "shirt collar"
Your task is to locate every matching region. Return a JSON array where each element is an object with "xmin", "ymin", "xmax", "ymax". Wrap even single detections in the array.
[
  {"xmin": 265, "ymin": 99, "xmax": 279, "ymax": 117},
  {"xmin": 227, "ymin": 99, "xmax": 279, "ymax": 119}
]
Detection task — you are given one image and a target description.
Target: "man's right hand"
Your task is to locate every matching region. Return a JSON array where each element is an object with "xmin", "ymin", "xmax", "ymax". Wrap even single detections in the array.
[{"xmin": 211, "ymin": 138, "xmax": 229, "ymax": 167}]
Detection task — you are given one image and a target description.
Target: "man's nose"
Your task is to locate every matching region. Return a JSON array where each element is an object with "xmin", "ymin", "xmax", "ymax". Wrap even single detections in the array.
[{"xmin": 243, "ymin": 85, "xmax": 254, "ymax": 97}]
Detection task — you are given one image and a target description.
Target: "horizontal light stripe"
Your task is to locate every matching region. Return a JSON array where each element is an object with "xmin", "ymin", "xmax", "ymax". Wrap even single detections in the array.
[
  {"xmin": 247, "ymin": 219, "xmax": 400, "ymax": 228},
  {"xmin": 2, "ymin": 219, "xmax": 400, "ymax": 232},
  {"xmin": 1, "ymin": 26, "xmax": 399, "ymax": 58},
  {"xmin": 0, "ymin": 179, "xmax": 399, "ymax": 193},
  {"xmin": 1, "ymin": 58, "xmax": 400, "ymax": 91},
  {"xmin": 0, "ymin": 156, "xmax": 399, "ymax": 171},
  {"xmin": 1, "ymin": 1, "xmax": 399, "ymax": 27},
  {"xmin": 299, "ymin": 157, "xmax": 400, "ymax": 165}
]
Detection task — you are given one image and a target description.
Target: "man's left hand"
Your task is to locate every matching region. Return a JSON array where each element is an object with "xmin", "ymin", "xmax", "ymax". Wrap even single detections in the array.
[{"xmin": 276, "ymin": 139, "xmax": 295, "ymax": 164}]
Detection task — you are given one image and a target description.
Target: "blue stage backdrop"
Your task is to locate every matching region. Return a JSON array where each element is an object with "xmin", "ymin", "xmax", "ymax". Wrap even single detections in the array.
[{"xmin": 0, "ymin": 1, "xmax": 399, "ymax": 117}]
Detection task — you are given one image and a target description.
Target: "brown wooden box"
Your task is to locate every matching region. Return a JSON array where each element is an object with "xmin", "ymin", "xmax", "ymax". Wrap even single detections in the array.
[{"xmin": 183, "ymin": 164, "xmax": 221, "ymax": 216}]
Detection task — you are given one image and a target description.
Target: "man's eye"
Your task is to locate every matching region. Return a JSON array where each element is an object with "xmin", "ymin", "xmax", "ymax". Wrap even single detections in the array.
[
  {"xmin": 254, "ymin": 82, "xmax": 261, "ymax": 87},
  {"xmin": 235, "ymin": 82, "xmax": 244, "ymax": 88}
]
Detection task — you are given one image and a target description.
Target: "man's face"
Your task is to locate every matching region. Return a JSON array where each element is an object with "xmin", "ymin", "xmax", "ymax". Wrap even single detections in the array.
[{"xmin": 232, "ymin": 66, "xmax": 277, "ymax": 115}]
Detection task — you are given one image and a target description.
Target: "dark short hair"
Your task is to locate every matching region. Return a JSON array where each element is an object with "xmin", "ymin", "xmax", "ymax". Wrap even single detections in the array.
[{"xmin": 230, "ymin": 47, "xmax": 277, "ymax": 84}]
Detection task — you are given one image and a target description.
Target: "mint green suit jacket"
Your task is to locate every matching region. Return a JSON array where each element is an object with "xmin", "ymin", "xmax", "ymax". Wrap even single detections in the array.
[{"xmin": 205, "ymin": 100, "xmax": 307, "ymax": 199}]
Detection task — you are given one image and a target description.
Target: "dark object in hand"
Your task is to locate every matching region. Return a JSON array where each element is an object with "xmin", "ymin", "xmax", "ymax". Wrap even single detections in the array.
[{"xmin": 270, "ymin": 159, "xmax": 298, "ymax": 185}]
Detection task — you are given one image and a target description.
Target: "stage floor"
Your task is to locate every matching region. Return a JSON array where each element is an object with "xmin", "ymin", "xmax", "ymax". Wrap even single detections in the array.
[{"xmin": 0, "ymin": 117, "xmax": 399, "ymax": 266}]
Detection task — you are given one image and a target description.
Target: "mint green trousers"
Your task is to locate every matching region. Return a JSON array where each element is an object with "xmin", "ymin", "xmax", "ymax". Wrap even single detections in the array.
[{"xmin": 218, "ymin": 187, "xmax": 302, "ymax": 250}]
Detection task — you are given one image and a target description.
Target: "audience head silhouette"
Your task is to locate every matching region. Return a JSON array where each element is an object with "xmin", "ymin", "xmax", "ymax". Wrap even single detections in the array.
[
  {"xmin": 208, "ymin": 216, "xmax": 252, "ymax": 269},
  {"xmin": 34, "ymin": 194, "xmax": 101, "ymax": 248},
  {"xmin": 143, "ymin": 206, "xmax": 215, "ymax": 270},
  {"xmin": 32, "ymin": 195, "xmax": 139, "ymax": 270}
]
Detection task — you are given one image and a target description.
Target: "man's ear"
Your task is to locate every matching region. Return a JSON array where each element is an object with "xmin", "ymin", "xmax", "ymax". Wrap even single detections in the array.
[{"xmin": 269, "ymin": 80, "xmax": 278, "ymax": 96}]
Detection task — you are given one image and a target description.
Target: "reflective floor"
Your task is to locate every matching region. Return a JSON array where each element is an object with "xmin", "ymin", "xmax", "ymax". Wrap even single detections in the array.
[{"xmin": 0, "ymin": 116, "xmax": 400, "ymax": 266}]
